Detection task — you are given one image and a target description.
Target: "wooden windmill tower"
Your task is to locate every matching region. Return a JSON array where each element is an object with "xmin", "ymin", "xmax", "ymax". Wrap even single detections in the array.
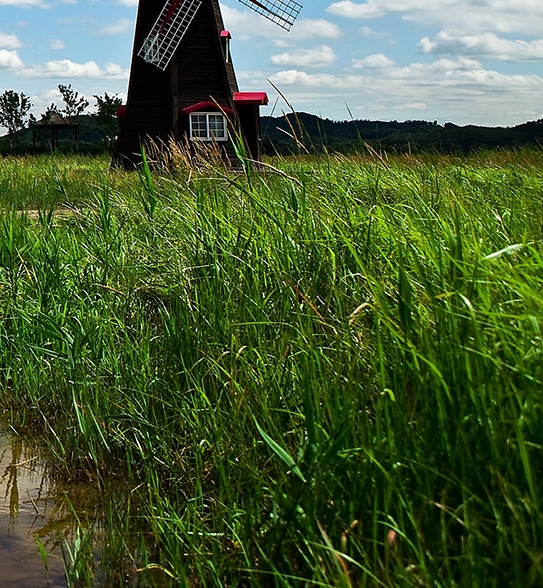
[{"xmin": 113, "ymin": 0, "xmax": 302, "ymax": 167}]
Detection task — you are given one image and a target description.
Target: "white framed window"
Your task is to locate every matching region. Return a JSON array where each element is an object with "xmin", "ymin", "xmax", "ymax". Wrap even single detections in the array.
[{"xmin": 189, "ymin": 112, "xmax": 227, "ymax": 141}]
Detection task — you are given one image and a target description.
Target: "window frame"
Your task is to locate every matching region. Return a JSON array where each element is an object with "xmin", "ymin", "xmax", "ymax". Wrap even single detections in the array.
[
  {"xmin": 224, "ymin": 36, "xmax": 231, "ymax": 63},
  {"xmin": 189, "ymin": 112, "xmax": 228, "ymax": 142}
]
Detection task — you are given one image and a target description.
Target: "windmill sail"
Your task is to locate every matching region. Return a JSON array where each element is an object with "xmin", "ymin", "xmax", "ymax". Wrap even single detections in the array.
[
  {"xmin": 238, "ymin": 0, "xmax": 302, "ymax": 30},
  {"xmin": 139, "ymin": 0, "xmax": 202, "ymax": 70}
]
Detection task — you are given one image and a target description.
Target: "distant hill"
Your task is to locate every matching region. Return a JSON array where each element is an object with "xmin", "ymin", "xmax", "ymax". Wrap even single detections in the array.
[
  {"xmin": 3, "ymin": 112, "xmax": 543, "ymax": 155},
  {"xmin": 261, "ymin": 112, "xmax": 543, "ymax": 154}
]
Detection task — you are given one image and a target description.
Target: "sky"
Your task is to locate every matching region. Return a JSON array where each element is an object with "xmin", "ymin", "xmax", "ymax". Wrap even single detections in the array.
[{"xmin": 1, "ymin": 0, "xmax": 543, "ymax": 134}]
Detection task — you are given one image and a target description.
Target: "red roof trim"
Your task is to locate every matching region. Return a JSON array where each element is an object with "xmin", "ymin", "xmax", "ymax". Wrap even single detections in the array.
[
  {"xmin": 220, "ymin": 30, "xmax": 231, "ymax": 39},
  {"xmin": 233, "ymin": 92, "xmax": 268, "ymax": 106},
  {"xmin": 181, "ymin": 101, "xmax": 233, "ymax": 115}
]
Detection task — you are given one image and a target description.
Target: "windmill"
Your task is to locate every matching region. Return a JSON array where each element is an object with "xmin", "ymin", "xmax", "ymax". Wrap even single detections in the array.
[{"xmin": 113, "ymin": 0, "xmax": 302, "ymax": 167}]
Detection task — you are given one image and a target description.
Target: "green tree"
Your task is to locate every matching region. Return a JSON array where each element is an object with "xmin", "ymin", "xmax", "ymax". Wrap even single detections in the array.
[
  {"xmin": 43, "ymin": 102, "xmax": 61, "ymax": 121},
  {"xmin": 58, "ymin": 84, "xmax": 89, "ymax": 123},
  {"xmin": 0, "ymin": 90, "xmax": 32, "ymax": 148},
  {"xmin": 93, "ymin": 92, "xmax": 123, "ymax": 148},
  {"xmin": 58, "ymin": 84, "xmax": 89, "ymax": 143}
]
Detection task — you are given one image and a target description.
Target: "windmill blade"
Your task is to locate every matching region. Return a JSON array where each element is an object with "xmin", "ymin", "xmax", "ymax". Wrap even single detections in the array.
[
  {"xmin": 237, "ymin": 0, "xmax": 302, "ymax": 31},
  {"xmin": 138, "ymin": 0, "xmax": 202, "ymax": 70}
]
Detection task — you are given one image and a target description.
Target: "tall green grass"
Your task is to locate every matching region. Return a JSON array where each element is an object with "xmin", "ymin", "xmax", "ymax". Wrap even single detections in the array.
[{"xmin": 0, "ymin": 149, "xmax": 542, "ymax": 586}]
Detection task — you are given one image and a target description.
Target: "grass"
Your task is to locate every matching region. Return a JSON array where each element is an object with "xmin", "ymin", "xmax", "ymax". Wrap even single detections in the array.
[{"xmin": 0, "ymin": 147, "xmax": 542, "ymax": 586}]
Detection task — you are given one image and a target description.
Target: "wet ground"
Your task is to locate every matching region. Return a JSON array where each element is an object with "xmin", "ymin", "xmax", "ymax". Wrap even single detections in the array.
[{"xmin": 0, "ymin": 426, "xmax": 99, "ymax": 587}]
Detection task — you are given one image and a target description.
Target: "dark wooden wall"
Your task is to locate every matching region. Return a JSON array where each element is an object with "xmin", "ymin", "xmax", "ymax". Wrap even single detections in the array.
[
  {"xmin": 174, "ymin": 0, "xmax": 238, "ymax": 111},
  {"xmin": 114, "ymin": 0, "xmax": 173, "ymax": 165},
  {"xmin": 237, "ymin": 104, "xmax": 261, "ymax": 160}
]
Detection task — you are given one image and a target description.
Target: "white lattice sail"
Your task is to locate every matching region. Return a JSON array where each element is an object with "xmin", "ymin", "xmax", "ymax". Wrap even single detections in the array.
[
  {"xmin": 239, "ymin": 0, "xmax": 302, "ymax": 30},
  {"xmin": 139, "ymin": 0, "xmax": 202, "ymax": 70}
]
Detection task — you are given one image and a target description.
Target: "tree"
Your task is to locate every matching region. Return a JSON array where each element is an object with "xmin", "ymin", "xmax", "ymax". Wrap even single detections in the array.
[
  {"xmin": 58, "ymin": 84, "xmax": 89, "ymax": 123},
  {"xmin": 35, "ymin": 102, "xmax": 61, "ymax": 125},
  {"xmin": 0, "ymin": 90, "xmax": 32, "ymax": 148},
  {"xmin": 58, "ymin": 84, "xmax": 89, "ymax": 143},
  {"xmin": 94, "ymin": 92, "xmax": 123, "ymax": 148}
]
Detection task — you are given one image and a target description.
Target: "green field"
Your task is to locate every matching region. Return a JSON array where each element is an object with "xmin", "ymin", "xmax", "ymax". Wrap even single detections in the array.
[{"xmin": 0, "ymin": 149, "xmax": 542, "ymax": 587}]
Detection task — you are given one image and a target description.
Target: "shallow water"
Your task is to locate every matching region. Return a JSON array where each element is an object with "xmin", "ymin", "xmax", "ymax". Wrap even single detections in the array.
[{"xmin": 0, "ymin": 428, "xmax": 101, "ymax": 587}]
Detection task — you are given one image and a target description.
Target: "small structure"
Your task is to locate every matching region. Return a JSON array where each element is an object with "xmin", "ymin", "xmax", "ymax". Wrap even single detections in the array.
[
  {"xmin": 113, "ymin": 0, "xmax": 301, "ymax": 168},
  {"xmin": 32, "ymin": 113, "xmax": 79, "ymax": 150}
]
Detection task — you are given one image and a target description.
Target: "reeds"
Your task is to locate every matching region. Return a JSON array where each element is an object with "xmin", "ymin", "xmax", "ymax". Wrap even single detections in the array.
[{"xmin": 0, "ymin": 149, "xmax": 542, "ymax": 586}]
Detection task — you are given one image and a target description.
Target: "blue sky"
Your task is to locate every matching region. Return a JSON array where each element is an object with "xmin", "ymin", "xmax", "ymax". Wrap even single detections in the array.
[{"xmin": 1, "ymin": 0, "xmax": 543, "ymax": 134}]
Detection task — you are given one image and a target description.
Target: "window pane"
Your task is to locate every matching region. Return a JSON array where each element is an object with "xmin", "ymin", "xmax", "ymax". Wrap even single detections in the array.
[
  {"xmin": 208, "ymin": 115, "xmax": 225, "ymax": 139},
  {"xmin": 191, "ymin": 114, "xmax": 207, "ymax": 138}
]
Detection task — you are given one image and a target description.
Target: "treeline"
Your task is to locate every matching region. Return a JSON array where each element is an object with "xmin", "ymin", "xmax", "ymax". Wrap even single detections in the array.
[
  {"xmin": 3, "ymin": 94, "xmax": 543, "ymax": 155},
  {"xmin": 0, "ymin": 85, "xmax": 121, "ymax": 154},
  {"xmin": 261, "ymin": 112, "xmax": 543, "ymax": 154}
]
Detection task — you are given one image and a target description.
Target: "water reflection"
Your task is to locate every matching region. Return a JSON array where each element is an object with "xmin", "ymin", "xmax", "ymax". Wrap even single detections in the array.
[{"xmin": 0, "ymin": 427, "xmax": 95, "ymax": 588}]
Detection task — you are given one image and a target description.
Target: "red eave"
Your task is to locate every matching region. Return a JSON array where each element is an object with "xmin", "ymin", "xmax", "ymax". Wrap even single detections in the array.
[
  {"xmin": 180, "ymin": 101, "xmax": 233, "ymax": 115},
  {"xmin": 116, "ymin": 105, "xmax": 126, "ymax": 118},
  {"xmin": 233, "ymin": 92, "xmax": 268, "ymax": 106},
  {"xmin": 220, "ymin": 30, "xmax": 231, "ymax": 39}
]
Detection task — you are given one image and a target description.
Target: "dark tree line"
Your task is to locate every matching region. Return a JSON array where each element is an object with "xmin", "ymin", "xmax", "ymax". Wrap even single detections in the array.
[
  {"xmin": 3, "ymin": 90, "xmax": 543, "ymax": 155},
  {"xmin": 261, "ymin": 112, "xmax": 543, "ymax": 155},
  {"xmin": 0, "ymin": 85, "xmax": 122, "ymax": 151}
]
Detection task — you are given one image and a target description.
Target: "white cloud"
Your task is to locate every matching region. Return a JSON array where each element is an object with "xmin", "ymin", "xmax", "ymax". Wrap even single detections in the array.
[
  {"xmin": 0, "ymin": 0, "xmax": 48, "ymax": 6},
  {"xmin": 0, "ymin": 49, "xmax": 24, "ymax": 68},
  {"xmin": 424, "ymin": 57, "xmax": 483, "ymax": 72},
  {"xmin": 287, "ymin": 19, "xmax": 342, "ymax": 40},
  {"xmin": 360, "ymin": 26, "xmax": 391, "ymax": 40},
  {"xmin": 0, "ymin": 32, "xmax": 22, "ymax": 50},
  {"xmin": 326, "ymin": 0, "xmax": 543, "ymax": 36},
  {"xmin": 49, "ymin": 38, "xmax": 65, "ymax": 50},
  {"xmin": 420, "ymin": 31, "xmax": 543, "ymax": 62},
  {"xmin": 117, "ymin": 0, "xmax": 137, "ymax": 5},
  {"xmin": 271, "ymin": 45, "xmax": 336, "ymax": 67},
  {"xmin": 222, "ymin": 4, "xmax": 341, "ymax": 45},
  {"xmin": 327, "ymin": 0, "xmax": 454, "ymax": 20},
  {"xmin": 368, "ymin": 103, "xmax": 387, "ymax": 111},
  {"xmin": 270, "ymin": 70, "xmax": 353, "ymax": 87},
  {"xmin": 98, "ymin": 18, "xmax": 134, "ymax": 36},
  {"xmin": 19, "ymin": 59, "xmax": 129, "ymax": 78},
  {"xmin": 267, "ymin": 56, "xmax": 543, "ymax": 125},
  {"xmin": 30, "ymin": 87, "xmax": 68, "ymax": 115},
  {"xmin": 352, "ymin": 53, "xmax": 394, "ymax": 68},
  {"xmin": 398, "ymin": 101, "xmax": 427, "ymax": 111}
]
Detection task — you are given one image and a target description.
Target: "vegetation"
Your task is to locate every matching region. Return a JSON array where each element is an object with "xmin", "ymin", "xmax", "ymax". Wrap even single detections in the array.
[
  {"xmin": 262, "ymin": 112, "xmax": 543, "ymax": 154},
  {"xmin": 0, "ymin": 147, "xmax": 541, "ymax": 586},
  {"xmin": 0, "ymin": 84, "xmax": 116, "ymax": 153},
  {"xmin": 3, "ymin": 93, "xmax": 543, "ymax": 155},
  {"xmin": 57, "ymin": 84, "xmax": 90, "ymax": 124},
  {"xmin": 0, "ymin": 90, "xmax": 32, "ymax": 148},
  {"xmin": 93, "ymin": 92, "xmax": 123, "ymax": 148}
]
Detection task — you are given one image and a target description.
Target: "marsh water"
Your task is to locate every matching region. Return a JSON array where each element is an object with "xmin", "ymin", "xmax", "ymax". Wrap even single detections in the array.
[{"xmin": 0, "ymin": 426, "xmax": 103, "ymax": 587}]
